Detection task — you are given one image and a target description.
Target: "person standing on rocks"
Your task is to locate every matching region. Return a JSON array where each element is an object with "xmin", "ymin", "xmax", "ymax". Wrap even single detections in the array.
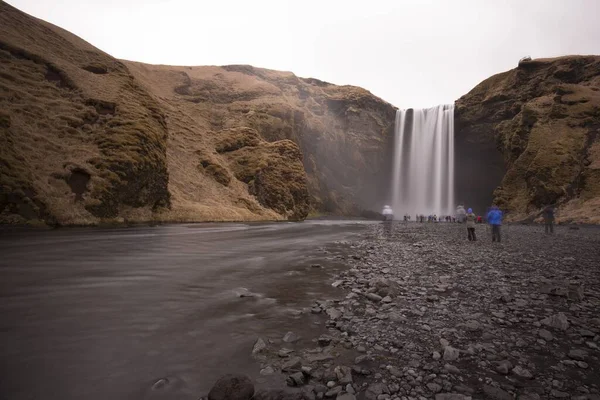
[
  {"xmin": 382, "ymin": 205, "xmax": 393, "ymax": 236},
  {"xmin": 466, "ymin": 208, "xmax": 477, "ymax": 241},
  {"xmin": 487, "ymin": 205, "xmax": 503, "ymax": 242},
  {"xmin": 542, "ymin": 205, "xmax": 555, "ymax": 234}
]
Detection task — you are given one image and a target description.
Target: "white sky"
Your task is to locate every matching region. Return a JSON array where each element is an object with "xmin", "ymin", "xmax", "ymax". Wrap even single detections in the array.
[{"xmin": 7, "ymin": 0, "xmax": 600, "ymax": 108}]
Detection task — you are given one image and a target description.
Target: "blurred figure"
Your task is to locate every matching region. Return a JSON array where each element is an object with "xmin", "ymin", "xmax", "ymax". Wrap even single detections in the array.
[
  {"xmin": 487, "ymin": 205, "xmax": 503, "ymax": 242},
  {"xmin": 476, "ymin": 215, "xmax": 483, "ymax": 224},
  {"xmin": 543, "ymin": 205, "xmax": 555, "ymax": 234},
  {"xmin": 382, "ymin": 205, "xmax": 393, "ymax": 236},
  {"xmin": 466, "ymin": 208, "xmax": 477, "ymax": 241},
  {"xmin": 456, "ymin": 205, "xmax": 466, "ymax": 223}
]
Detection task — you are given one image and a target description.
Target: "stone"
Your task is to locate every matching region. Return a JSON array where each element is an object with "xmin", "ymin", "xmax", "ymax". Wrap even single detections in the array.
[
  {"xmin": 318, "ymin": 335, "xmax": 333, "ymax": 346},
  {"xmin": 253, "ymin": 338, "xmax": 267, "ymax": 355},
  {"xmin": 435, "ymin": 395, "xmax": 470, "ymax": 400},
  {"xmin": 365, "ymin": 383, "xmax": 388, "ymax": 400},
  {"xmin": 327, "ymin": 308, "xmax": 343, "ymax": 321},
  {"xmin": 283, "ymin": 332, "xmax": 301, "ymax": 343},
  {"xmin": 444, "ymin": 364, "xmax": 460, "ymax": 374},
  {"xmin": 538, "ymin": 329, "xmax": 553, "ymax": 341},
  {"xmin": 465, "ymin": 320, "xmax": 481, "ymax": 331},
  {"xmin": 260, "ymin": 366, "xmax": 275, "ymax": 375},
  {"xmin": 311, "ymin": 264, "xmax": 322, "ymax": 268},
  {"xmin": 278, "ymin": 348, "xmax": 294, "ymax": 357},
  {"xmin": 427, "ymin": 383, "xmax": 443, "ymax": 393},
  {"xmin": 336, "ymin": 394, "xmax": 356, "ymax": 400},
  {"xmin": 443, "ymin": 346, "xmax": 460, "ymax": 361},
  {"xmin": 551, "ymin": 390, "xmax": 570, "ymax": 398},
  {"xmin": 346, "ymin": 383, "xmax": 356, "ymax": 394},
  {"xmin": 512, "ymin": 365, "xmax": 533, "ymax": 379},
  {"xmin": 286, "ymin": 372, "xmax": 305, "ymax": 387},
  {"xmin": 335, "ymin": 366, "xmax": 353, "ymax": 384},
  {"xmin": 325, "ymin": 386, "xmax": 343, "ymax": 397},
  {"xmin": 332, "ymin": 280, "xmax": 344, "ymax": 288},
  {"xmin": 432, "ymin": 351, "xmax": 441, "ymax": 360},
  {"xmin": 366, "ymin": 293, "xmax": 383, "ymax": 302},
  {"xmin": 382, "ymin": 296, "xmax": 392, "ymax": 303},
  {"xmin": 568, "ymin": 349, "xmax": 588, "ymax": 360},
  {"xmin": 482, "ymin": 385, "xmax": 512, "ymax": 400},
  {"xmin": 541, "ymin": 313, "xmax": 570, "ymax": 331},
  {"xmin": 208, "ymin": 374, "xmax": 255, "ymax": 400},
  {"xmin": 307, "ymin": 353, "xmax": 334, "ymax": 363},
  {"xmin": 495, "ymin": 360, "xmax": 513, "ymax": 375},
  {"xmin": 282, "ymin": 357, "xmax": 302, "ymax": 372}
]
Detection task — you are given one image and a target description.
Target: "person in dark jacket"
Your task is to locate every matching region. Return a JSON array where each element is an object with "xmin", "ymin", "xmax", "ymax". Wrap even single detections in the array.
[
  {"xmin": 486, "ymin": 205, "xmax": 503, "ymax": 242},
  {"xmin": 543, "ymin": 205, "xmax": 555, "ymax": 234}
]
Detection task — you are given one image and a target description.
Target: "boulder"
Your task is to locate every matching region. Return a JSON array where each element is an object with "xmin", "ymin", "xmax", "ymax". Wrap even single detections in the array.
[{"xmin": 207, "ymin": 374, "xmax": 254, "ymax": 400}]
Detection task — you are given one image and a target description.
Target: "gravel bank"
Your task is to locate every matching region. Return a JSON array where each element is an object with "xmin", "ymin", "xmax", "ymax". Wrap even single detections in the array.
[{"xmin": 249, "ymin": 223, "xmax": 600, "ymax": 400}]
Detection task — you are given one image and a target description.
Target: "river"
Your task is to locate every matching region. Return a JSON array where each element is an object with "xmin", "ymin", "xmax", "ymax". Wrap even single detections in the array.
[{"xmin": 0, "ymin": 220, "xmax": 373, "ymax": 400}]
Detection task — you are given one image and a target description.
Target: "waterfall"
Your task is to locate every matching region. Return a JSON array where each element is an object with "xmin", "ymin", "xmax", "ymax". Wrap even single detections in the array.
[{"xmin": 391, "ymin": 104, "xmax": 455, "ymax": 218}]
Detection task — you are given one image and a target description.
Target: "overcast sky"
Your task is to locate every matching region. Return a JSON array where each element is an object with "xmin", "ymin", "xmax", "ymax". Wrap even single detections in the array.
[{"xmin": 7, "ymin": 0, "xmax": 600, "ymax": 108}]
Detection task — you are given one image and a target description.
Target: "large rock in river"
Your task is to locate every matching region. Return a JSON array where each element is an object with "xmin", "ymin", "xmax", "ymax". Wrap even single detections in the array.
[{"xmin": 207, "ymin": 374, "xmax": 254, "ymax": 400}]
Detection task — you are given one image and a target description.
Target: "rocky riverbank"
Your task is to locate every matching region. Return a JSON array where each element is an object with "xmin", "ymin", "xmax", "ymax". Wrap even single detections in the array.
[{"xmin": 207, "ymin": 223, "xmax": 600, "ymax": 400}]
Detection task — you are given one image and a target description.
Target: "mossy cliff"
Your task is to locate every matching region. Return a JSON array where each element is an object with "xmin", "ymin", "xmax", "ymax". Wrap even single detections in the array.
[
  {"xmin": 0, "ymin": 1, "xmax": 394, "ymax": 225},
  {"xmin": 456, "ymin": 56, "xmax": 600, "ymax": 223}
]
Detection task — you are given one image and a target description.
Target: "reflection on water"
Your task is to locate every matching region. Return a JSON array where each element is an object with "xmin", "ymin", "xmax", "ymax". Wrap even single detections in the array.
[{"xmin": 0, "ymin": 220, "xmax": 372, "ymax": 400}]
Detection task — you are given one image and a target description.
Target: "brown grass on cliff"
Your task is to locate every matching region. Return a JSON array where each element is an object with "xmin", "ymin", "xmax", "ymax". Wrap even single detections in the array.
[{"xmin": 457, "ymin": 55, "xmax": 600, "ymax": 224}]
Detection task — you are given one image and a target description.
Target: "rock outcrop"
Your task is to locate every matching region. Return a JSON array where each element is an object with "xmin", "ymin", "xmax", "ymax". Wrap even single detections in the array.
[
  {"xmin": 0, "ymin": 1, "xmax": 395, "ymax": 225},
  {"xmin": 456, "ymin": 56, "xmax": 600, "ymax": 223}
]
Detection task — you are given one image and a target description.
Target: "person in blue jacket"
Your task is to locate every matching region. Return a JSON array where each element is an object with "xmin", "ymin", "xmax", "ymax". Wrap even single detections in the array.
[{"xmin": 487, "ymin": 205, "xmax": 503, "ymax": 242}]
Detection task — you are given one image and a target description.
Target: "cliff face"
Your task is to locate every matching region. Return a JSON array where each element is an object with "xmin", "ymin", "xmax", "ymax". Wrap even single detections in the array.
[
  {"xmin": 0, "ymin": 1, "xmax": 395, "ymax": 225},
  {"xmin": 456, "ymin": 56, "xmax": 600, "ymax": 223},
  {"xmin": 123, "ymin": 62, "xmax": 396, "ymax": 220}
]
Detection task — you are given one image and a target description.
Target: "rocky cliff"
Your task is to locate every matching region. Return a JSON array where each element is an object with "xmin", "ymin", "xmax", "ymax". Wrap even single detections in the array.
[
  {"xmin": 456, "ymin": 56, "xmax": 600, "ymax": 223},
  {"xmin": 0, "ymin": 1, "xmax": 395, "ymax": 225}
]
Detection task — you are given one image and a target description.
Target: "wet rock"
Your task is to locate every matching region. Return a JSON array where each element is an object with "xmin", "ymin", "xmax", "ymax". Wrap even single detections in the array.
[
  {"xmin": 444, "ymin": 364, "xmax": 460, "ymax": 374},
  {"xmin": 464, "ymin": 320, "xmax": 481, "ymax": 331},
  {"xmin": 482, "ymin": 385, "xmax": 512, "ymax": 400},
  {"xmin": 512, "ymin": 365, "xmax": 533, "ymax": 379},
  {"xmin": 282, "ymin": 357, "xmax": 302, "ymax": 372},
  {"xmin": 538, "ymin": 329, "xmax": 553, "ymax": 341},
  {"xmin": 569, "ymin": 349, "xmax": 588, "ymax": 361},
  {"xmin": 325, "ymin": 386, "xmax": 343, "ymax": 397},
  {"xmin": 443, "ymin": 346, "xmax": 460, "ymax": 361},
  {"xmin": 335, "ymin": 366, "xmax": 353, "ymax": 384},
  {"xmin": 260, "ymin": 366, "xmax": 275, "ymax": 376},
  {"xmin": 307, "ymin": 353, "xmax": 334, "ymax": 363},
  {"xmin": 435, "ymin": 395, "xmax": 471, "ymax": 400},
  {"xmin": 208, "ymin": 374, "xmax": 254, "ymax": 400},
  {"xmin": 279, "ymin": 348, "xmax": 294, "ymax": 357},
  {"xmin": 253, "ymin": 338, "xmax": 267, "ymax": 355},
  {"xmin": 365, "ymin": 383, "xmax": 388, "ymax": 400},
  {"xmin": 318, "ymin": 335, "xmax": 333, "ymax": 346},
  {"xmin": 541, "ymin": 313, "xmax": 570, "ymax": 331},
  {"xmin": 495, "ymin": 360, "xmax": 513, "ymax": 375},
  {"xmin": 365, "ymin": 293, "xmax": 383, "ymax": 302},
  {"xmin": 551, "ymin": 389, "xmax": 570, "ymax": 398},
  {"xmin": 283, "ymin": 332, "xmax": 301, "ymax": 343},
  {"xmin": 427, "ymin": 383, "xmax": 443, "ymax": 393},
  {"xmin": 287, "ymin": 372, "xmax": 306, "ymax": 387}
]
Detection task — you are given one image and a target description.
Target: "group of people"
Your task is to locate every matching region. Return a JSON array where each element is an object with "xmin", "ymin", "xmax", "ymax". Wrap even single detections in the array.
[{"xmin": 380, "ymin": 204, "xmax": 557, "ymax": 242}]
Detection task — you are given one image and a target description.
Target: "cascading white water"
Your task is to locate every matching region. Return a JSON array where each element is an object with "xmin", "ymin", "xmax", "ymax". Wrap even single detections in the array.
[{"xmin": 391, "ymin": 104, "xmax": 455, "ymax": 218}]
